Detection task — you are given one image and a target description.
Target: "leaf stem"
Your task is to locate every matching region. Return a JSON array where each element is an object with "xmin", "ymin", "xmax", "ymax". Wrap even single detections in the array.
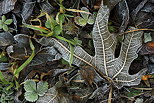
[{"xmin": 14, "ymin": 39, "xmax": 35, "ymax": 78}]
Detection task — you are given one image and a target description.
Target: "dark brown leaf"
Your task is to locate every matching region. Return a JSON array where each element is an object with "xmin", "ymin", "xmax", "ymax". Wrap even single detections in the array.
[
  {"xmin": 80, "ymin": 66, "xmax": 95, "ymax": 86},
  {"xmin": 140, "ymin": 42, "xmax": 154, "ymax": 55}
]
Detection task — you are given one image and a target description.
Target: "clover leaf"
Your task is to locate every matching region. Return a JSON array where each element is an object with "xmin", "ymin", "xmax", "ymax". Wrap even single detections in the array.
[
  {"xmin": 24, "ymin": 80, "xmax": 48, "ymax": 102},
  {"xmin": 74, "ymin": 7, "xmax": 95, "ymax": 26},
  {"xmin": 0, "ymin": 15, "xmax": 13, "ymax": 31}
]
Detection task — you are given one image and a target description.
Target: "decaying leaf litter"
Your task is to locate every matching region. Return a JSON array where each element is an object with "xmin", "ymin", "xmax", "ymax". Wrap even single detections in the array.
[{"xmin": 0, "ymin": 0, "xmax": 154, "ymax": 102}]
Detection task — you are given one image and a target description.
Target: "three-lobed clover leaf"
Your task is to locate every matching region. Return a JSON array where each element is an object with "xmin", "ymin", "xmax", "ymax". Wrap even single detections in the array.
[
  {"xmin": 0, "ymin": 15, "xmax": 13, "ymax": 31},
  {"xmin": 24, "ymin": 80, "xmax": 48, "ymax": 102},
  {"xmin": 74, "ymin": 7, "xmax": 95, "ymax": 26}
]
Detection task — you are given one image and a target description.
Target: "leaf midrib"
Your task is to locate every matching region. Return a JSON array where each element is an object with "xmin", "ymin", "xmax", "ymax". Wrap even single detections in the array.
[{"xmin": 96, "ymin": 19, "xmax": 108, "ymax": 76}]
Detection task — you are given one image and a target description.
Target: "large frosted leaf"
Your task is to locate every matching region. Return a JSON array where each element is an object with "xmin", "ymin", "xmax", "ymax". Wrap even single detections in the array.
[
  {"xmin": 92, "ymin": 5, "xmax": 146, "ymax": 88},
  {"xmin": 40, "ymin": 4, "xmax": 147, "ymax": 88}
]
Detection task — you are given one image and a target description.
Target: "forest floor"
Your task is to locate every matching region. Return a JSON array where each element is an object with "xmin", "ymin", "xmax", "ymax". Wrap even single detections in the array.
[{"xmin": 0, "ymin": 0, "xmax": 154, "ymax": 103}]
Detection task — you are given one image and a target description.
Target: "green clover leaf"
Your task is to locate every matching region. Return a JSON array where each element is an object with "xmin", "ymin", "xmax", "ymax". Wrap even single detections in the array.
[
  {"xmin": 24, "ymin": 80, "xmax": 48, "ymax": 102},
  {"xmin": 4, "ymin": 19, "xmax": 13, "ymax": 25},
  {"xmin": 0, "ymin": 15, "xmax": 13, "ymax": 31},
  {"xmin": 74, "ymin": 7, "xmax": 96, "ymax": 26},
  {"xmin": 3, "ymin": 24, "xmax": 8, "ymax": 31}
]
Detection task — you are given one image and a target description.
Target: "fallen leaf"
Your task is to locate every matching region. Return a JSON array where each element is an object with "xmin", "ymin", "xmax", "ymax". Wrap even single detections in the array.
[
  {"xmin": 0, "ymin": 32, "xmax": 14, "ymax": 47},
  {"xmin": 36, "ymin": 86, "xmax": 73, "ymax": 103},
  {"xmin": 29, "ymin": 47, "xmax": 61, "ymax": 66},
  {"xmin": 140, "ymin": 42, "xmax": 154, "ymax": 55},
  {"xmin": 112, "ymin": 0, "xmax": 129, "ymax": 32},
  {"xmin": 21, "ymin": 0, "xmax": 36, "ymax": 21},
  {"xmin": 47, "ymin": 5, "xmax": 147, "ymax": 88},
  {"xmin": 0, "ymin": 63, "xmax": 9, "ymax": 70},
  {"xmin": 0, "ymin": 0, "xmax": 17, "ymax": 15},
  {"xmin": 80, "ymin": 66, "xmax": 95, "ymax": 86},
  {"xmin": 39, "ymin": 0, "xmax": 55, "ymax": 14}
]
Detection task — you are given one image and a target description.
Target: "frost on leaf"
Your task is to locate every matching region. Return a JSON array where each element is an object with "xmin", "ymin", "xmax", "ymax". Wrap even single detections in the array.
[
  {"xmin": 44, "ymin": 5, "xmax": 147, "ymax": 88},
  {"xmin": 36, "ymin": 86, "xmax": 72, "ymax": 103},
  {"xmin": 91, "ymin": 5, "xmax": 147, "ymax": 88}
]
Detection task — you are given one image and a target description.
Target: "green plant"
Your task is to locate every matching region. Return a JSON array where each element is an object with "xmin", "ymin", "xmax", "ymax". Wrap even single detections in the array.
[
  {"xmin": 13, "ymin": 39, "xmax": 35, "ymax": 78},
  {"xmin": 74, "ymin": 7, "xmax": 96, "ymax": 26},
  {"xmin": 108, "ymin": 21, "xmax": 117, "ymax": 33},
  {"xmin": 25, "ymin": 11, "xmax": 82, "ymax": 66},
  {"xmin": 0, "ymin": 68, "xmax": 20, "ymax": 92},
  {"xmin": 0, "ymin": 15, "xmax": 13, "ymax": 31},
  {"xmin": 0, "ymin": 85, "xmax": 14, "ymax": 103},
  {"xmin": 0, "ymin": 52, "xmax": 8, "ymax": 62},
  {"xmin": 25, "ymin": 13, "xmax": 78, "ymax": 45},
  {"xmin": 24, "ymin": 80, "xmax": 48, "ymax": 102},
  {"xmin": 125, "ymin": 88, "xmax": 142, "ymax": 97}
]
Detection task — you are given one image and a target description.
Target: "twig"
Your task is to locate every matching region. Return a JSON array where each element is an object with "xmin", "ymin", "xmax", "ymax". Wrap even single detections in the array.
[
  {"xmin": 108, "ymin": 86, "xmax": 113, "ymax": 103},
  {"xmin": 132, "ymin": 87, "xmax": 153, "ymax": 91},
  {"xmin": 119, "ymin": 28, "xmax": 154, "ymax": 35}
]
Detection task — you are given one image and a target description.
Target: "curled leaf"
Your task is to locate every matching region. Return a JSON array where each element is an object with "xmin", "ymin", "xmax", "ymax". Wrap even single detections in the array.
[
  {"xmin": 39, "ymin": 0, "xmax": 55, "ymax": 14},
  {"xmin": 0, "ymin": 32, "xmax": 14, "ymax": 46},
  {"xmin": 80, "ymin": 7, "xmax": 89, "ymax": 20},
  {"xmin": 29, "ymin": 47, "xmax": 61, "ymax": 66},
  {"xmin": 21, "ymin": 0, "xmax": 36, "ymax": 21}
]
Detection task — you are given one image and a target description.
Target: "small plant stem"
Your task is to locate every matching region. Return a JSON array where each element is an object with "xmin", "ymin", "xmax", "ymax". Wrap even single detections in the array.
[{"xmin": 14, "ymin": 39, "xmax": 35, "ymax": 78}]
